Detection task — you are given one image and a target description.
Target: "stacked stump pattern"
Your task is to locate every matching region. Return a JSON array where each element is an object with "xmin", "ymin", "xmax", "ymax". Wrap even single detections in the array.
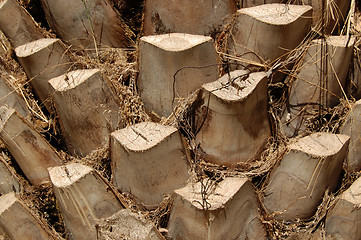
[{"xmin": 0, "ymin": 0, "xmax": 359, "ymax": 239}]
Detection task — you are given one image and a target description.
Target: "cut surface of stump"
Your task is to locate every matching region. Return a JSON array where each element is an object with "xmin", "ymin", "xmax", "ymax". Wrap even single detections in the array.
[
  {"xmin": 96, "ymin": 209, "xmax": 165, "ymax": 240},
  {"xmin": 243, "ymin": 1, "xmax": 350, "ymax": 35},
  {"xmin": 195, "ymin": 70, "xmax": 270, "ymax": 167},
  {"xmin": 240, "ymin": 3, "xmax": 311, "ymax": 24},
  {"xmin": 143, "ymin": 0, "xmax": 236, "ymax": 36},
  {"xmin": 325, "ymin": 176, "xmax": 361, "ymax": 239},
  {"xmin": 0, "ymin": 0, "xmax": 42, "ymax": 47},
  {"xmin": 227, "ymin": 4, "xmax": 312, "ymax": 70},
  {"xmin": 0, "ymin": 105, "xmax": 62, "ymax": 186},
  {"xmin": 41, "ymin": 0, "xmax": 134, "ymax": 49},
  {"xmin": 138, "ymin": 33, "xmax": 218, "ymax": 117},
  {"xmin": 49, "ymin": 163, "xmax": 124, "ymax": 240},
  {"xmin": 0, "ymin": 192, "xmax": 59, "ymax": 240},
  {"xmin": 111, "ymin": 122, "xmax": 190, "ymax": 208},
  {"xmin": 0, "ymin": 76, "xmax": 30, "ymax": 119},
  {"xmin": 168, "ymin": 177, "xmax": 266, "ymax": 240},
  {"xmin": 282, "ymin": 36, "xmax": 355, "ymax": 137},
  {"xmin": 263, "ymin": 132, "xmax": 350, "ymax": 220},
  {"xmin": 240, "ymin": 0, "xmax": 283, "ymax": 8},
  {"xmin": 0, "ymin": 157, "xmax": 21, "ymax": 195},
  {"xmin": 49, "ymin": 69, "xmax": 121, "ymax": 156},
  {"xmin": 340, "ymin": 99, "xmax": 361, "ymax": 172},
  {"xmin": 15, "ymin": 38, "xmax": 71, "ymax": 110}
]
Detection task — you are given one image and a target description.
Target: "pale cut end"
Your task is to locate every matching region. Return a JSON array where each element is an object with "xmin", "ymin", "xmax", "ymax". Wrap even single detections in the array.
[
  {"xmin": 141, "ymin": 33, "xmax": 212, "ymax": 52},
  {"xmin": 342, "ymin": 177, "xmax": 361, "ymax": 204},
  {"xmin": 0, "ymin": 192, "xmax": 16, "ymax": 215},
  {"xmin": 313, "ymin": 35, "xmax": 355, "ymax": 48},
  {"xmin": 48, "ymin": 69, "xmax": 100, "ymax": 92},
  {"xmin": 0, "ymin": 0, "xmax": 8, "ymax": 9},
  {"xmin": 290, "ymin": 132, "xmax": 350, "ymax": 157},
  {"xmin": 203, "ymin": 70, "xmax": 267, "ymax": 102},
  {"xmin": 174, "ymin": 177, "xmax": 248, "ymax": 210},
  {"xmin": 49, "ymin": 163, "xmax": 93, "ymax": 188},
  {"xmin": 0, "ymin": 105, "xmax": 15, "ymax": 129},
  {"xmin": 111, "ymin": 122, "xmax": 177, "ymax": 152},
  {"xmin": 15, "ymin": 38, "xmax": 59, "ymax": 57},
  {"xmin": 239, "ymin": 3, "xmax": 313, "ymax": 25}
]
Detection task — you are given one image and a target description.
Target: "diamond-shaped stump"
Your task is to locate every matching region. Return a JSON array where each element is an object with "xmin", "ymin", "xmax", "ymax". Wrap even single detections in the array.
[
  {"xmin": 340, "ymin": 99, "xmax": 361, "ymax": 172},
  {"xmin": 111, "ymin": 122, "xmax": 190, "ymax": 208},
  {"xmin": 0, "ymin": 105, "xmax": 62, "ymax": 186},
  {"xmin": 0, "ymin": 76, "xmax": 30, "ymax": 119},
  {"xmin": 325, "ymin": 176, "xmax": 361, "ymax": 239},
  {"xmin": 168, "ymin": 177, "xmax": 266, "ymax": 239},
  {"xmin": 240, "ymin": 1, "xmax": 350, "ymax": 35},
  {"xmin": 195, "ymin": 70, "xmax": 270, "ymax": 167},
  {"xmin": 0, "ymin": 192, "xmax": 59, "ymax": 240},
  {"xmin": 15, "ymin": 38, "xmax": 71, "ymax": 110},
  {"xmin": 49, "ymin": 69, "xmax": 121, "ymax": 156},
  {"xmin": 263, "ymin": 132, "xmax": 349, "ymax": 220},
  {"xmin": 143, "ymin": 0, "xmax": 236, "ymax": 35},
  {"xmin": 49, "ymin": 163, "xmax": 125, "ymax": 240},
  {"xmin": 138, "ymin": 33, "xmax": 219, "ymax": 117},
  {"xmin": 41, "ymin": 0, "xmax": 133, "ymax": 49},
  {"xmin": 282, "ymin": 36, "xmax": 355, "ymax": 137},
  {"xmin": 0, "ymin": 156, "xmax": 21, "ymax": 195},
  {"xmin": 0, "ymin": 0, "xmax": 42, "ymax": 47},
  {"xmin": 227, "ymin": 4, "xmax": 312, "ymax": 70}
]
